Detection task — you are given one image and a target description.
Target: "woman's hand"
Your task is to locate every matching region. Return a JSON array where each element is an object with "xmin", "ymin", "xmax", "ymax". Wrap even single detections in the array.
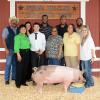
[
  {"xmin": 91, "ymin": 57, "xmax": 95, "ymax": 63},
  {"xmin": 17, "ymin": 53, "xmax": 22, "ymax": 62}
]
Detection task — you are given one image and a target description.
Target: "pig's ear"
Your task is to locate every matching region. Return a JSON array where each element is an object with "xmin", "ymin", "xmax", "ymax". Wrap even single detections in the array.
[{"xmin": 33, "ymin": 67, "xmax": 38, "ymax": 72}]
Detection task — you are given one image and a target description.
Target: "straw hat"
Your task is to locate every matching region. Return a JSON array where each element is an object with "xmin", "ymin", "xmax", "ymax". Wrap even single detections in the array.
[{"xmin": 9, "ymin": 16, "xmax": 19, "ymax": 23}]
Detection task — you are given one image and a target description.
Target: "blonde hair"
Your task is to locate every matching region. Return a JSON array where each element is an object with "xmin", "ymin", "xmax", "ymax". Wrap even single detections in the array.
[{"xmin": 81, "ymin": 25, "xmax": 90, "ymax": 46}]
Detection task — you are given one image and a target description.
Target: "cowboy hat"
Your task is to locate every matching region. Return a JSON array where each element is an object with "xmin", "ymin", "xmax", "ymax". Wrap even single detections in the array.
[{"xmin": 9, "ymin": 16, "xmax": 19, "ymax": 23}]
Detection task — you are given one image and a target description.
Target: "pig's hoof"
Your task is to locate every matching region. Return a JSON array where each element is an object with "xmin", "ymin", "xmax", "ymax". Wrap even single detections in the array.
[{"xmin": 32, "ymin": 81, "xmax": 36, "ymax": 85}]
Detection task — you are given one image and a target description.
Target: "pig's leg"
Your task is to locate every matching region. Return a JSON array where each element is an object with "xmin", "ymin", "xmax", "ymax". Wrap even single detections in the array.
[
  {"xmin": 37, "ymin": 82, "xmax": 43, "ymax": 93},
  {"xmin": 63, "ymin": 81, "xmax": 71, "ymax": 92}
]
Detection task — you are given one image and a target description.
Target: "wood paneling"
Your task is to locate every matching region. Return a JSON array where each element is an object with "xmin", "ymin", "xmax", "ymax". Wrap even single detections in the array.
[
  {"xmin": 0, "ymin": 0, "xmax": 10, "ymax": 47},
  {"xmin": 0, "ymin": 0, "xmax": 100, "ymax": 76}
]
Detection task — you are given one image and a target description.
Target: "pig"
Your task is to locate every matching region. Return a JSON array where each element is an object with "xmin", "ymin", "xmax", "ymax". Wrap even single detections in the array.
[{"xmin": 32, "ymin": 65, "xmax": 84, "ymax": 93}]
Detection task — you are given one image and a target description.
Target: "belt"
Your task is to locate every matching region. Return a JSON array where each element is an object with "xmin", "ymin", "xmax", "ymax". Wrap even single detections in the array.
[{"xmin": 20, "ymin": 49, "xmax": 30, "ymax": 52}]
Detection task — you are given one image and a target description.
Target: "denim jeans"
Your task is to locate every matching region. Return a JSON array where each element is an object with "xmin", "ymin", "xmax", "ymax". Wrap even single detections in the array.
[
  {"xmin": 80, "ymin": 60, "xmax": 94, "ymax": 87},
  {"xmin": 5, "ymin": 49, "xmax": 16, "ymax": 81},
  {"xmin": 48, "ymin": 58, "xmax": 60, "ymax": 65}
]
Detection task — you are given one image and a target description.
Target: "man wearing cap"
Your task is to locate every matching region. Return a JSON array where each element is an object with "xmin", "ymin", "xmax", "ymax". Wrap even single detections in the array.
[{"xmin": 2, "ymin": 16, "xmax": 19, "ymax": 84}]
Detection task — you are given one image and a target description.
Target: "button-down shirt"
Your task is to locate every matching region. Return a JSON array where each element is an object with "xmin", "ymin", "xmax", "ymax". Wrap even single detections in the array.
[
  {"xmin": 29, "ymin": 32, "xmax": 46, "ymax": 52},
  {"xmin": 14, "ymin": 33, "xmax": 30, "ymax": 53},
  {"xmin": 46, "ymin": 35, "xmax": 63, "ymax": 58},
  {"xmin": 80, "ymin": 35, "xmax": 95, "ymax": 60}
]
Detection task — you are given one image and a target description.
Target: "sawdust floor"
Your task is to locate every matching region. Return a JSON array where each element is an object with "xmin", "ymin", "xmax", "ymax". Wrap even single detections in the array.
[{"xmin": 0, "ymin": 75, "xmax": 100, "ymax": 100}]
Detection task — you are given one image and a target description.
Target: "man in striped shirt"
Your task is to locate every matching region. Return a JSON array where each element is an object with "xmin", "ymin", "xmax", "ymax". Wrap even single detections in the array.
[{"xmin": 40, "ymin": 14, "xmax": 52, "ymax": 40}]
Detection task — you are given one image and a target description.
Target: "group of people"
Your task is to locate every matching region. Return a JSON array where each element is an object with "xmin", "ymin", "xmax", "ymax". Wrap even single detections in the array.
[{"xmin": 2, "ymin": 14, "xmax": 96, "ymax": 89}]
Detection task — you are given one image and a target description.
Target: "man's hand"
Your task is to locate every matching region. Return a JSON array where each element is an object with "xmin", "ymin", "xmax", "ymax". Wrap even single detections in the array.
[{"xmin": 5, "ymin": 49, "xmax": 9, "ymax": 57}]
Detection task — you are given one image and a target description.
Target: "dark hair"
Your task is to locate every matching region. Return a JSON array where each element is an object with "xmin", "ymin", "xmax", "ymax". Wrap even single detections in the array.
[
  {"xmin": 33, "ymin": 22, "xmax": 40, "ymax": 27},
  {"xmin": 19, "ymin": 24, "xmax": 26, "ymax": 31},
  {"xmin": 67, "ymin": 24, "xmax": 76, "ymax": 32},
  {"xmin": 25, "ymin": 21, "xmax": 32, "ymax": 33},
  {"xmin": 42, "ymin": 14, "xmax": 48, "ymax": 19},
  {"xmin": 76, "ymin": 17, "xmax": 83, "ymax": 23},
  {"xmin": 60, "ymin": 15, "xmax": 66, "ymax": 20},
  {"xmin": 25, "ymin": 21, "xmax": 31, "ymax": 25},
  {"xmin": 18, "ymin": 24, "xmax": 27, "ymax": 35}
]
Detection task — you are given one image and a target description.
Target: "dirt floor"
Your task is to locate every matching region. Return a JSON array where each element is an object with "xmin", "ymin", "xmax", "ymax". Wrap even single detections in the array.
[{"xmin": 0, "ymin": 75, "xmax": 100, "ymax": 100}]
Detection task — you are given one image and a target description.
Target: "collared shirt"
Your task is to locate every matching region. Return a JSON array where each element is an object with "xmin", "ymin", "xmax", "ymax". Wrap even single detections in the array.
[
  {"xmin": 14, "ymin": 33, "xmax": 30, "ymax": 53},
  {"xmin": 46, "ymin": 35, "xmax": 63, "ymax": 58},
  {"xmin": 2, "ymin": 26, "xmax": 17, "ymax": 39},
  {"xmin": 80, "ymin": 35, "xmax": 95, "ymax": 60},
  {"xmin": 29, "ymin": 32, "xmax": 46, "ymax": 52},
  {"xmin": 63, "ymin": 32, "xmax": 80, "ymax": 56}
]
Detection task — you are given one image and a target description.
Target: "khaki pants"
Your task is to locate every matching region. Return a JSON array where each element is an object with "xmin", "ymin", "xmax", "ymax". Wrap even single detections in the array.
[{"xmin": 65, "ymin": 56, "xmax": 79, "ymax": 69}]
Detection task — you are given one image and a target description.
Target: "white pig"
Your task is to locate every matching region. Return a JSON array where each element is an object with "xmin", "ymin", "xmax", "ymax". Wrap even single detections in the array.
[{"xmin": 32, "ymin": 65, "xmax": 84, "ymax": 93}]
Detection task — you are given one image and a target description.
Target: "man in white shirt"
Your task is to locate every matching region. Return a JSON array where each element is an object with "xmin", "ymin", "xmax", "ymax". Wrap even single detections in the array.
[{"xmin": 29, "ymin": 22, "xmax": 46, "ymax": 69}]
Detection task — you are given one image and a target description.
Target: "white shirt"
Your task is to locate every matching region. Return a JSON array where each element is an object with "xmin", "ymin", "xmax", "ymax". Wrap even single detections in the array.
[
  {"xmin": 29, "ymin": 32, "xmax": 46, "ymax": 52},
  {"xmin": 80, "ymin": 35, "xmax": 95, "ymax": 60}
]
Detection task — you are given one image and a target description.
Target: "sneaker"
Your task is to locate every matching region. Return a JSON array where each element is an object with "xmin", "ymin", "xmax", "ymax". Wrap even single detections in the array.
[
  {"xmin": 85, "ymin": 83, "xmax": 94, "ymax": 88},
  {"xmin": 16, "ymin": 85, "xmax": 21, "ymax": 88},
  {"xmin": 5, "ymin": 81, "xmax": 9, "ymax": 85},
  {"xmin": 90, "ymin": 83, "xmax": 94, "ymax": 87}
]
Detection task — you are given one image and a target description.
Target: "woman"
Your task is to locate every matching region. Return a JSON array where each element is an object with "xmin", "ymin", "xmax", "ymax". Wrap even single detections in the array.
[
  {"xmin": 46, "ymin": 27, "xmax": 63, "ymax": 65},
  {"xmin": 25, "ymin": 21, "xmax": 32, "ymax": 81},
  {"xmin": 80, "ymin": 25, "xmax": 96, "ymax": 88},
  {"xmin": 14, "ymin": 24, "xmax": 30, "ymax": 88},
  {"xmin": 63, "ymin": 24, "xmax": 80, "ymax": 68},
  {"xmin": 25, "ymin": 21, "xmax": 32, "ymax": 36}
]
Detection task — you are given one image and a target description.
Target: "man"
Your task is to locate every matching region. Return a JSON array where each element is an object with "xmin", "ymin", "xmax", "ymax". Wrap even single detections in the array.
[
  {"xmin": 40, "ymin": 15, "xmax": 52, "ymax": 65},
  {"xmin": 40, "ymin": 14, "xmax": 52, "ymax": 40},
  {"xmin": 2, "ymin": 16, "xmax": 19, "ymax": 84},
  {"xmin": 56, "ymin": 15, "xmax": 68, "ymax": 38},
  {"xmin": 76, "ymin": 17, "xmax": 83, "ymax": 35},
  {"xmin": 29, "ymin": 22, "xmax": 46, "ymax": 70},
  {"xmin": 56, "ymin": 15, "xmax": 68, "ymax": 66}
]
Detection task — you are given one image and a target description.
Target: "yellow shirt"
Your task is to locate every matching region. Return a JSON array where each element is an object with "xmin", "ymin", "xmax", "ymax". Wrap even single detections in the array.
[{"xmin": 63, "ymin": 32, "xmax": 80, "ymax": 56}]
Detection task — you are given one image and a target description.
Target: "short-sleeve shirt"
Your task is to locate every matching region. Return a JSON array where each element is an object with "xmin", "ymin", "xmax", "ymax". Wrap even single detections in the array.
[
  {"xmin": 46, "ymin": 35, "xmax": 63, "ymax": 58},
  {"xmin": 63, "ymin": 32, "xmax": 80, "ymax": 56}
]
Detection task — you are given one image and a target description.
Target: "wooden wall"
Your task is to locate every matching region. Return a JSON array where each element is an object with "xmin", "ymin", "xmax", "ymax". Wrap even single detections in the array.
[{"xmin": 0, "ymin": 0, "xmax": 100, "ymax": 76}]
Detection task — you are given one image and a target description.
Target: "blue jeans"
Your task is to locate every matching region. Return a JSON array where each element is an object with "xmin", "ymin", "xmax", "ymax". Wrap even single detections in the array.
[
  {"xmin": 5, "ymin": 49, "xmax": 16, "ymax": 81},
  {"xmin": 48, "ymin": 58, "xmax": 60, "ymax": 65},
  {"xmin": 80, "ymin": 60, "xmax": 94, "ymax": 87}
]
